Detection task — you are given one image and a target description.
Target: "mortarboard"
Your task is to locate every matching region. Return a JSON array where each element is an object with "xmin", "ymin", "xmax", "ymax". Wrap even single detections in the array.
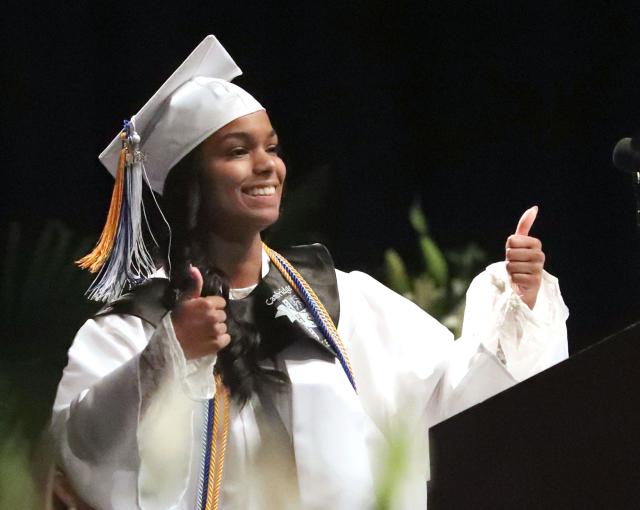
[{"xmin": 77, "ymin": 35, "xmax": 264, "ymax": 301}]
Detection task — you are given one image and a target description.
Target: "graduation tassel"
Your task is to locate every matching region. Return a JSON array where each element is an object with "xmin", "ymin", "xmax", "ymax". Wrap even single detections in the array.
[
  {"xmin": 76, "ymin": 132, "xmax": 126, "ymax": 273},
  {"xmin": 77, "ymin": 121, "xmax": 157, "ymax": 302}
]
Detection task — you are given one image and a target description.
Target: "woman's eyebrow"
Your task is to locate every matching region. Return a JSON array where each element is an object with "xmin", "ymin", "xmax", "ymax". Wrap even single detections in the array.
[
  {"xmin": 218, "ymin": 131, "xmax": 252, "ymax": 143},
  {"xmin": 218, "ymin": 129, "xmax": 278, "ymax": 143}
]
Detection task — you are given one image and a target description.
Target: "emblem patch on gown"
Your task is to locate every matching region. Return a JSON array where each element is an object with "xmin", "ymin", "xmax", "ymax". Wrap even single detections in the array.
[{"xmin": 267, "ymin": 286, "xmax": 320, "ymax": 340}]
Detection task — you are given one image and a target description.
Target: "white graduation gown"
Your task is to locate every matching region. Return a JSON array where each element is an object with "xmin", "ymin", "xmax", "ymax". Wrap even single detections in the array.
[{"xmin": 51, "ymin": 255, "xmax": 568, "ymax": 510}]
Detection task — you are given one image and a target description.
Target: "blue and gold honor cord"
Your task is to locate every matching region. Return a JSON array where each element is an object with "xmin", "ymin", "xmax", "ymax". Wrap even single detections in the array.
[
  {"xmin": 263, "ymin": 244, "xmax": 357, "ymax": 391},
  {"xmin": 200, "ymin": 375, "xmax": 230, "ymax": 510},
  {"xmin": 199, "ymin": 245, "xmax": 356, "ymax": 510}
]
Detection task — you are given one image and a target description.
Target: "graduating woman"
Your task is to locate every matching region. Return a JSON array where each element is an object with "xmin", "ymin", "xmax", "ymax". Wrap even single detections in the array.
[{"xmin": 51, "ymin": 35, "xmax": 568, "ymax": 510}]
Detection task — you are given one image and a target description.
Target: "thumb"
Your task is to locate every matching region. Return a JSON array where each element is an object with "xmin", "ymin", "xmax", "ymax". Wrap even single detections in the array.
[
  {"xmin": 514, "ymin": 205, "xmax": 539, "ymax": 236},
  {"xmin": 181, "ymin": 265, "xmax": 204, "ymax": 300}
]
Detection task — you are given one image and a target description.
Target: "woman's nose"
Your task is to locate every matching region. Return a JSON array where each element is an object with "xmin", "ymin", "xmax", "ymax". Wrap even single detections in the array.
[{"xmin": 253, "ymin": 150, "xmax": 275, "ymax": 174}]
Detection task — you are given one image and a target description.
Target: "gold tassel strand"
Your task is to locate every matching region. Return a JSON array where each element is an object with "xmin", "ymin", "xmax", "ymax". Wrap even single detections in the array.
[
  {"xmin": 76, "ymin": 132, "xmax": 127, "ymax": 273},
  {"xmin": 212, "ymin": 386, "xmax": 231, "ymax": 510},
  {"xmin": 205, "ymin": 375, "xmax": 231, "ymax": 510}
]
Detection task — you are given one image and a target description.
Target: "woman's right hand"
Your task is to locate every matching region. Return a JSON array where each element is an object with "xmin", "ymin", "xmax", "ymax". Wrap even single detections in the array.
[{"xmin": 171, "ymin": 266, "xmax": 231, "ymax": 359}]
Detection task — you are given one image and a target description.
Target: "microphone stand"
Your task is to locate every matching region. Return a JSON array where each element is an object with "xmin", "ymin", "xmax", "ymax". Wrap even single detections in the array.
[
  {"xmin": 634, "ymin": 170, "xmax": 640, "ymax": 229},
  {"xmin": 612, "ymin": 136, "xmax": 640, "ymax": 230}
]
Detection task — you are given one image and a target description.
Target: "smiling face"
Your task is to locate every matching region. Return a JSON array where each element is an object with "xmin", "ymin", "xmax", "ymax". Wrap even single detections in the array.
[{"xmin": 198, "ymin": 110, "xmax": 286, "ymax": 239}]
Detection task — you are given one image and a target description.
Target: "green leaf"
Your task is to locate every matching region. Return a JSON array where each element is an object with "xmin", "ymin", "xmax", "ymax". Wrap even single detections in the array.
[
  {"xmin": 419, "ymin": 236, "xmax": 448, "ymax": 287},
  {"xmin": 383, "ymin": 249, "xmax": 411, "ymax": 295},
  {"xmin": 413, "ymin": 274, "xmax": 439, "ymax": 311},
  {"xmin": 409, "ymin": 203, "xmax": 428, "ymax": 235}
]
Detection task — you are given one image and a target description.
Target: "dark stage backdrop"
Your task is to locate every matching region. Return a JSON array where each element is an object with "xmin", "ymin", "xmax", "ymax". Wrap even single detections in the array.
[{"xmin": 3, "ymin": 1, "xmax": 640, "ymax": 353}]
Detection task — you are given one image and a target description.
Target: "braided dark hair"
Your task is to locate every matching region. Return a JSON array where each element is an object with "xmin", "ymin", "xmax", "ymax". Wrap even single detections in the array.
[{"xmin": 161, "ymin": 146, "xmax": 287, "ymax": 406}]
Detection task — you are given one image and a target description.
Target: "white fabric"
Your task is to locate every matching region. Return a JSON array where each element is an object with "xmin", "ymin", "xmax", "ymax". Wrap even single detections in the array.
[
  {"xmin": 98, "ymin": 35, "xmax": 264, "ymax": 194},
  {"xmin": 227, "ymin": 250, "xmax": 268, "ymax": 299},
  {"xmin": 51, "ymin": 259, "xmax": 568, "ymax": 510}
]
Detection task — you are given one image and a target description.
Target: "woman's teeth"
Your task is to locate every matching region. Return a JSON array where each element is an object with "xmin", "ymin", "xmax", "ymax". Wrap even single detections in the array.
[{"xmin": 245, "ymin": 186, "xmax": 276, "ymax": 196}]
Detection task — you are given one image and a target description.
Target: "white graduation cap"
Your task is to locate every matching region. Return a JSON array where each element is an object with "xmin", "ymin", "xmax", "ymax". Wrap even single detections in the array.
[
  {"xmin": 99, "ymin": 34, "xmax": 264, "ymax": 194},
  {"xmin": 78, "ymin": 35, "xmax": 264, "ymax": 301}
]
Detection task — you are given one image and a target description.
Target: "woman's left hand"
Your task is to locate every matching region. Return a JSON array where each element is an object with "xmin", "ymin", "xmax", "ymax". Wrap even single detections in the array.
[{"xmin": 506, "ymin": 206, "xmax": 545, "ymax": 310}]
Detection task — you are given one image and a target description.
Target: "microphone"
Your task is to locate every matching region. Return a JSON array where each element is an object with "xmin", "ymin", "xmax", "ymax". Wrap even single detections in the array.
[
  {"xmin": 613, "ymin": 135, "xmax": 640, "ymax": 227},
  {"xmin": 613, "ymin": 137, "xmax": 640, "ymax": 174}
]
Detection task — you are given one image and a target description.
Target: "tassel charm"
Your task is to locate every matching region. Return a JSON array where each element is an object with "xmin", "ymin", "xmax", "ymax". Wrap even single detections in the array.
[{"xmin": 77, "ymin": 120, "xmax": 156, "ymax": 301}]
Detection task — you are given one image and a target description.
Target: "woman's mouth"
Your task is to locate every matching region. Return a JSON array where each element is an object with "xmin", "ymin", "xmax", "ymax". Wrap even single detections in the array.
[{"xmin": 243, "ymin": 185, "xmax": 276, "ymax": 197}]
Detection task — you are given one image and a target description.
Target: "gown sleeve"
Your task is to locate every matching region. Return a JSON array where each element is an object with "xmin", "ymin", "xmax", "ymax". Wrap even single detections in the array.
[
  {"xmin": 51, "ymin": 312, "xmax": 216, "ymax": 510},
  {"xmin": 335, "ymin": 260, "xmax": 569, "ymax": 431}
]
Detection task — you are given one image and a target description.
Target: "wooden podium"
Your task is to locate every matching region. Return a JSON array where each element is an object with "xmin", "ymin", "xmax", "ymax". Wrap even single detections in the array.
[{"xmin": 427, "ymin": 322, "xmax": 640, "ymax": 509}]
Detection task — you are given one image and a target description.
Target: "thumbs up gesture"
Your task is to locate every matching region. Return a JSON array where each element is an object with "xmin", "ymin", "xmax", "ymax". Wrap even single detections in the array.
[
  {"xmin": 171, "ymin": 266, "xmax": 231, "ymax": 359},
  {"xmin": 506, "ymin": 206, "xmax": 545, "ymax": 310}
]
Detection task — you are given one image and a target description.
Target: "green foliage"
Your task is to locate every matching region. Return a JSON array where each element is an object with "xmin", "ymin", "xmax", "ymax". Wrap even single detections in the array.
[
  {"xmin": 408, "ymin": 205, "xmax": 428, "ymax": 236},
  {"xmin": 0, "ymin": 424, "xmax": 38, "ymax": 510},
  {"xmin": 384, "ymin": 249, "xmax": 412, "ymax": 295},
  {"xmin": 419, "ymin": 236, "xmax": 448, "ymax": 287},
  {"xmin": 2, "ymin": 222, "xmax": 96, "ymax": 348},
  {"xmin": 0, "ymin": 220, "xmax": 99, "ymax": 506},
  {"xmin": 1, "ymin": 221, "xmax": 98, "ymax": 435},
  {"xmin": 375, "ymin": 428, "xmax": 411, "ymax": 510},
  {"xmin": 384, "ymin": 203, "xmax": 486, "ymax": 337}
]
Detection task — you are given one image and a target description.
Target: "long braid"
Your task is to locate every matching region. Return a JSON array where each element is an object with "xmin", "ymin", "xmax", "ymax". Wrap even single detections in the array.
[{"xmin": 161, "ymin": 147, "xmax": 287, "ymax": 406}]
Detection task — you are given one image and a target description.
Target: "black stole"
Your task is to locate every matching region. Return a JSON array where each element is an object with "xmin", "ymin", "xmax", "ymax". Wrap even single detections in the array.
[
  {"xmin": 96, "ymin": 243, "xmax": 341, "ymax": 361},
  {"xmin": 96, "ymin": 244, "xmax": 342, "ymax": 494}
]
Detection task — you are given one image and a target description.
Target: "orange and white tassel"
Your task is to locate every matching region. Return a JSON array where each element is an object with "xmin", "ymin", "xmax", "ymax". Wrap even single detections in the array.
[
  {"xmin": 76, "ymin": 132, "xmax": 127, "ymax": 274},
  {"xmin": 77, "ymin": 121, "xmax": 156, "ymax": 302}
]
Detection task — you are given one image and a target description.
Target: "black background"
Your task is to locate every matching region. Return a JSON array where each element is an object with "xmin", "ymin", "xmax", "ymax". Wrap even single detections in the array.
[{"xmin": 3, "ymin": 1, "xmax": 640, "ymax": 354}]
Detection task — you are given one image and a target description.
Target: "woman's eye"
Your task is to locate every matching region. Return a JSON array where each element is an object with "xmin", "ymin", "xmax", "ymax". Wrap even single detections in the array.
[
  {"xmin": 267, "ymin": 144, "xmax": 282, "ymax": 156},
  {"xmin": 229, "ymin": 147, "xmax": 248, "ymax": 157}
]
